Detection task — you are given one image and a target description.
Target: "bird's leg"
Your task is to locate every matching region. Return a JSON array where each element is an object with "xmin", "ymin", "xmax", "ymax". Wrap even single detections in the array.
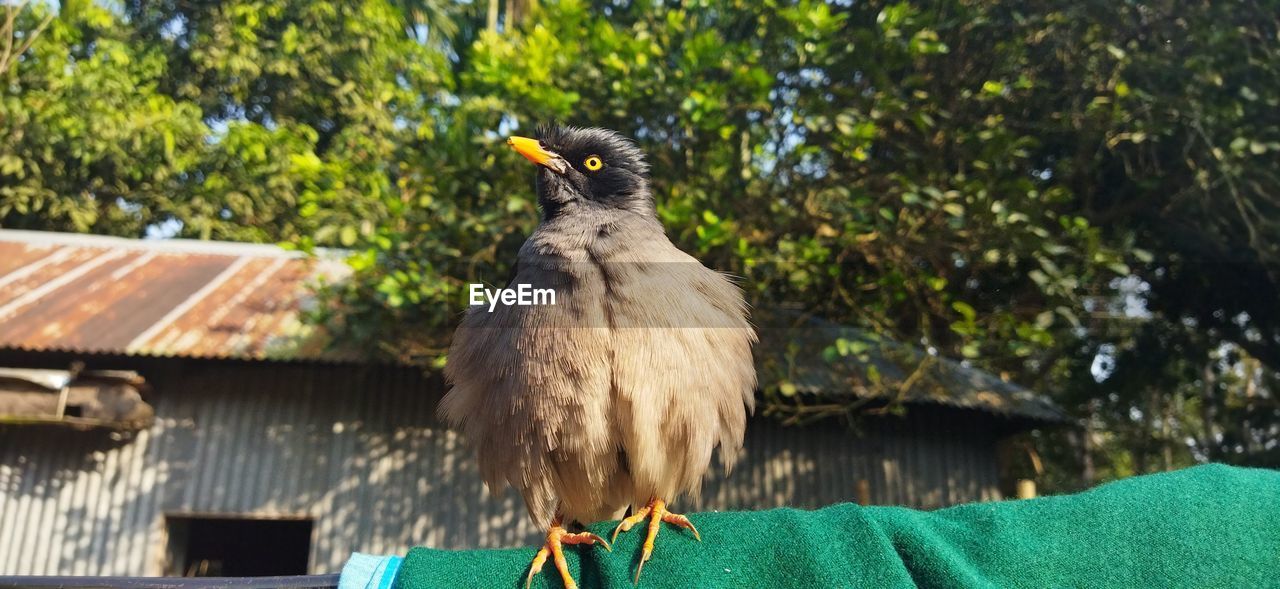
[
  {"xmin": 610, "ymin": 497, "xmax": 701, "ymax": 584},
  {"xmin": 526, "ymin": 511, "xmax": 611, "ymax": 589}
]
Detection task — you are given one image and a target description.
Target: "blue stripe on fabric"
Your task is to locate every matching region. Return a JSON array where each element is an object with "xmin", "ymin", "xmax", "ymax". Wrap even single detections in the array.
[{"xmin": 376, "ymin": 555, "xmax": 404, "ymax": 589}]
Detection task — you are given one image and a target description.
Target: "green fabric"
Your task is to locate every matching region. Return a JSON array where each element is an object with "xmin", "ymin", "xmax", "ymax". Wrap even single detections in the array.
[{"xmin": 393, "ymin": 464, "xmax": 1280, "ymax": 588}]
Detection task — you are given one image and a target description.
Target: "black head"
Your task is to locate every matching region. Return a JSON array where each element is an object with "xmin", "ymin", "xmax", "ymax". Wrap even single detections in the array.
[{"xmin": 507, "ymin": 125, "xmax": 652, "ymax": 219}]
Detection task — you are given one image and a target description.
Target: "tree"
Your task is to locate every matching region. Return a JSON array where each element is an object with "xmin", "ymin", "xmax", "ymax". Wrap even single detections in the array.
[
  {"xmin": 326, "ymin": 0, "xmax": 1279, "ymax": 483},
  {"xmin": 0, "ymin": 0, "xmax": 207, "ymax": 234},
  {"xmin": 123, "ymin": 0, "xmax": 454, "ymax": 244},
  {"xmin": 1, "ymin": 1, "xmax": 54, "ymax": 77},
  {"xmin": 2, "ymin": 0, "xmax": 1276, "ymax": 488}
]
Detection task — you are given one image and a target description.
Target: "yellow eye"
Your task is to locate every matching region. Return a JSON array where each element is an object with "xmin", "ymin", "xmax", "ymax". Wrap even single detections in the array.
[{"xmin": 583, "ymin": 155, "xmax": 604, "ymax": 171}]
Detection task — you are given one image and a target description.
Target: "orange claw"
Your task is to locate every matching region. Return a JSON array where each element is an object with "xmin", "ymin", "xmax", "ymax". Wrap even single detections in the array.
[
  {"xmin": 526, "ymin": 516, "xmax": 611, "ymax": 589},
  {"xmin": 611, "ymin": 498, "xmax": 702, "ymax": 584}
]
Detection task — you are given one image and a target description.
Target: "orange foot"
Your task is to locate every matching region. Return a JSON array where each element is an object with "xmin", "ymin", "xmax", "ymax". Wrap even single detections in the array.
[
  {"xmin": 526, "ymin": 514, "xmax": 611, "ymax": 589},
  {"xmin": 610, "ymin": 498, "xmax": 701, "ymax": 584}
]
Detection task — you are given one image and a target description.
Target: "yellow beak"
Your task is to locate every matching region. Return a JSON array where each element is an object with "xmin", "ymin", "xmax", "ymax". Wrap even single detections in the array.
[{"xmin": 507, "ymin": 136, "xmax": 568, "ymax": 173}]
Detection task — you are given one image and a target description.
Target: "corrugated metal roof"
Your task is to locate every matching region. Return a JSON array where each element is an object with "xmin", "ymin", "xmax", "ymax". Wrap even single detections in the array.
[
  {"xmin": 0, "ymin": 230, "xmax": 350, "ymax": 361},
  {"xmin": 0, "ymin": 230, "xmax": 1065, "ymax": 422},
  {"xmin": 756, "ymin": 310, "xmax": 1070, "ymax": 424}
]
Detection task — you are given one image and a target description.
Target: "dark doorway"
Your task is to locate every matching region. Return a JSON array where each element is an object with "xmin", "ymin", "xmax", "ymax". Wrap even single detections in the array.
[{"xmin": 166, "ymin": 515, "xmax": 313, "ymax": 576}]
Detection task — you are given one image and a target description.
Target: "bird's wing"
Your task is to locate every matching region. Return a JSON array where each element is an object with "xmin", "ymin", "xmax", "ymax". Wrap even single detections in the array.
[{"xmin": 598, "ymin": 236, "xmax": 757, "ymax": 506}]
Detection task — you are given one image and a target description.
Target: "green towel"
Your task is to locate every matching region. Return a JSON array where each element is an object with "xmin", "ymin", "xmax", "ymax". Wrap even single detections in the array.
[{"xmin": 393, "ymin": 464, "xmax": 1280, "ymax": 588}]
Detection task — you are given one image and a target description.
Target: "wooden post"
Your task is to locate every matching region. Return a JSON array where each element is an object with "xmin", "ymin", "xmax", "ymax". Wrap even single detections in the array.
[
  {"xmin": 856, "ymin": 479, "xmax": 871, "ymax": 506},
  {"xmin": 53, "ymin": 384, "xmax": 70, "ymax": 419},
  {"xmin": 54, "ymin": 361, "xmax": 84, "ymax": 420},
  {"xmin": 1016, "ymin": 479, "xmax": 1037, "ymax": 499}
]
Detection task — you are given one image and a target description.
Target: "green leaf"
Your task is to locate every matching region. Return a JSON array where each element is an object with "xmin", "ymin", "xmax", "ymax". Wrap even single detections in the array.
[
  {"xmin": 866, "ymin": 365, "xmax": 882, "ymax": 386},
  {"xmin": 339, "ymin": 226, "xmax": 358, "ymax": 246}
]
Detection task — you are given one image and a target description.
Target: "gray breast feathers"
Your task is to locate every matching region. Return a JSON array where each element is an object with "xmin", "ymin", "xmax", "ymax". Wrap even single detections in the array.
[{"xmin": 439, "ymin": 216, "xmax": 756, "ymax": 526}]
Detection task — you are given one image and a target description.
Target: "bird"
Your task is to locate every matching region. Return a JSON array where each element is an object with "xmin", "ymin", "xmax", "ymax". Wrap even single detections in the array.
[{"xmin": 439, "ymin": 125, "xmax": 757, "ymax": 588}]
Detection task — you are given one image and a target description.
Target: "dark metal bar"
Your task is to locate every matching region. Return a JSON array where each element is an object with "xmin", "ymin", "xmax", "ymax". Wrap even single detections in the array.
[{"xmin": 0, "ymin": 575, "xmax": 340, "ymax": 589}]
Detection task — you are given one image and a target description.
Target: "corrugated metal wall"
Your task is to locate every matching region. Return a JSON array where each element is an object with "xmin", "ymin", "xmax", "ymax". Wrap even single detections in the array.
[{"xmin": 0, "ymin": 359, "xmax": 1002, "ymax": 576}]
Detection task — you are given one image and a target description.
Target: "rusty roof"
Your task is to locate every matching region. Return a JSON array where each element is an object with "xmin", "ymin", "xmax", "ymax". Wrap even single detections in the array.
[{"xmin": 0, "ymin": 230, "xmax": 351, "ymax": 361}]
